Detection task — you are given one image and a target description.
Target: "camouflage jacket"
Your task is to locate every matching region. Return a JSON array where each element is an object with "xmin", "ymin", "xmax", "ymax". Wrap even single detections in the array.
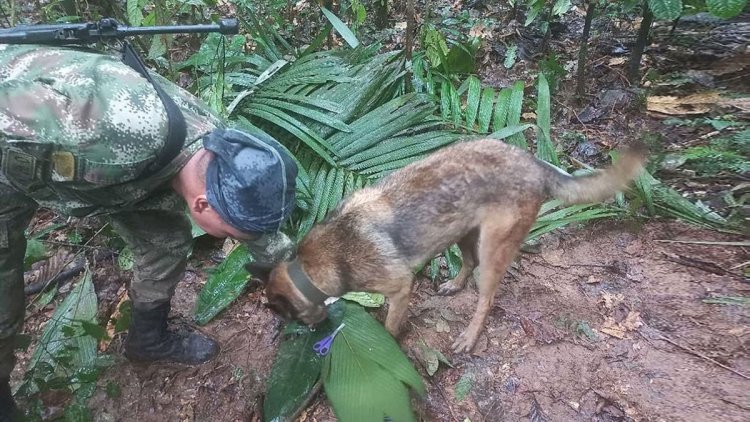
[{"xmin": 0, "ymin": 44, "xmax": 224, "ymax": 217}]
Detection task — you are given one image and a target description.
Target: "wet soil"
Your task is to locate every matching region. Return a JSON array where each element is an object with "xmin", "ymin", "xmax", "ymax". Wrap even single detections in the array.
[{"xmin": 52, "ymin": 220, "xmax": 750, "ymax": 422}]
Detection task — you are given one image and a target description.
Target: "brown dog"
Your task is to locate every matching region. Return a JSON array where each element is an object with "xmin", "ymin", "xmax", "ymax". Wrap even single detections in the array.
[{"xmin": 263, "ymin": 139, "xmax": 647, "ymax": 352}]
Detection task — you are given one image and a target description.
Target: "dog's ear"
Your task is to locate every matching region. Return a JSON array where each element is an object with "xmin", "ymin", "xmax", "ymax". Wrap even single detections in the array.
[{"xmin": 245, "ymin": 262, "xmax": 273, "ymax": 284}]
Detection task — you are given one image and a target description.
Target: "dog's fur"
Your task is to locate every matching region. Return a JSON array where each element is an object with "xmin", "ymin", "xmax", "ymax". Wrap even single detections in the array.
[{"xmin": 264, "ymin": 139, "xmax": 647, "ymax": 352}]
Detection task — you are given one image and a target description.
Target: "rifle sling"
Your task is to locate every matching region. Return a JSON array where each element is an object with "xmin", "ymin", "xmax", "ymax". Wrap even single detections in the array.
[{"xmin": 121, "ymin": 41, "xmax": 187, "ymax": 176}]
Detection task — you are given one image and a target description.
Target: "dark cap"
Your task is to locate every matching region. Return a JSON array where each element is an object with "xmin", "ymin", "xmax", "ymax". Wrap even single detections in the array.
[{"xmin": 203, "ymin": 128, "xmax": 297, "ymax": 235}]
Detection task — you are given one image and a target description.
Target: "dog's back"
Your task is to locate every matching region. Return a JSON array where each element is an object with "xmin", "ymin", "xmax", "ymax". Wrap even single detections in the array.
[{"xmin": 301, "ymin": 138, "xmax": 646, "ymax": 277}]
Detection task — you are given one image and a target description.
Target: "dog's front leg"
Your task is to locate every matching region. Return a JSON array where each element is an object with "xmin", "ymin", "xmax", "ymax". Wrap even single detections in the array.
[{"xmin": 384, "ymin": 280, "xmax": 413, "ymax": 338}]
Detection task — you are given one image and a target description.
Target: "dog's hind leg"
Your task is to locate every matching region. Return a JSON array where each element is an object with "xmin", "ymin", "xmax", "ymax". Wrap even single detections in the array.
[
  {"xmin": 437, "ymin": 228, "xmax": 479, "ymax": 296},
  {"xmin": 383, "ymin": 273, "xmax": 415, "ymax": 338},
  {"xmin": 452, "ymin": 211, "xmax": 536, "ymax": 353}
]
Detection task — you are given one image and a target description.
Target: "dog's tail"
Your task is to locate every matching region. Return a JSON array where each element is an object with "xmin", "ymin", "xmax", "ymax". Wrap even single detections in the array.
[{"xmin": 544, "ymin": 143, "xmax": 648, "ymax": 205}]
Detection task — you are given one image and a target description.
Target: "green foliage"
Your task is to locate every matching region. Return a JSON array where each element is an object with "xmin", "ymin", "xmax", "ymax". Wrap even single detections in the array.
[
  {"xmin": 631, "ymin": 170, "xmax": 735, "ymax": 231},
  {"xmin": 117, "ymin": 246, "xmax": 134, "ymax": 271},
  {"xmin": 703, "ymin": 295, "xmax": 750, "ymax": 307},
  {"xmin": 648, "ymin": 0, "xmax": 684, "ymax": 20},
  {"xmin": 706, "ymin": 0, "xmax": 748, "ymax": 18},
  {"xmin": 264, "ymin": 322, "xmax": 328, "ymax": 422},
  {"xmin": 538, "ymin": 53, "xmax": 567, "ymax": 93},
  {"xmin": 320, "ymin": 6, "xmax": 360, "ymax": 48},
  {"xmin": 454, "ymin": 371, "xmax": 475, "ymax": 401},
  {"xmin": 679, "ymin": 132, "xmax": 750, "ymax": 175},
  {"xmin": 193, "ymin": 244, "xmax": 252, "ymax": 325},
  {"xmin": 528, "ymin": 200, "xmax": 622, "ymax": 242},
  {"xmin": 265, "ymin": 300, "xmax": 425, "ymax": 422},
  {"xmin": 24, "ymin": 238, "xmax": 46, "ymax": 270},
  {"xmin": 322, "ymin": 301, "xmax": 425, "ymax": 422},
  {"xmin": 341, "ymin": 292, "xmax": 385, "ymax": 307},
  {"xmin": 416, "ymin": 342, "xmax": 453, "ymax": 376},
  {"xmin": 535, "ymin": 73, "xmax": 559, "ymax": 166},
  {"xmin": 18, "ymin": 268, "xmax": 103, "ymax": 406},
  {"xmin": 503, "ymin": 44, "xmax": 518, "ymax": 69}
]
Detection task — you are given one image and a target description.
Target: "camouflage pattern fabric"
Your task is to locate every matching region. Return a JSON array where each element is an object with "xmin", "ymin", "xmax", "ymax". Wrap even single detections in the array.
[
  {"xmin": 0, "ymin": 44, "xmax": 295, "ymax": 378},
  {"xmin": 0, "ymin": 44, "xmax": 224, "ymax": 216}
]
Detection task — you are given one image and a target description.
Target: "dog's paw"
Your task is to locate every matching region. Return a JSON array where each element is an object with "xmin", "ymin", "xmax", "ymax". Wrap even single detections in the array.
[
  {"xmin": 437, "ymin": 281, "xmax": 463, "ymax": 296},
  {"xmin": 451, "ymin": 329, "xmax": 478, "ymax": 354}
]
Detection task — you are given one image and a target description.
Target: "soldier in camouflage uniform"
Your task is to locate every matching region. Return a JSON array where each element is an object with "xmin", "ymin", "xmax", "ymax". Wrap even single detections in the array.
[{"xmin": 0, "ymin": 44, "xmax": 297, "ymax": 420}]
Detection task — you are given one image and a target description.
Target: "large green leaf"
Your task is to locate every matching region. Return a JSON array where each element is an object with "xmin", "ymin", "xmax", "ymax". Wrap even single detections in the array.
[
  {"xmin": 193, "ymin": 244, "xmax": 252, "ymax": 325},
  {"xmin": 465, "ymin": 76, "xmax": 482, "ymax": 129},
  {"xmin": 528, "ymin": 202, "xmax": 621, "ymax": 242},
  {"xmin": 648, "ymin": 0, "xmax": 683, "ymax": 20},
  {"xmin": 477, "ymin": 87, "xmax": 496, "ymax": 133},
  {"xmin": 264, "ymin": 322, "xmax": 328, "ymax": 422},
  {"xmin": 492, "ymin": 87, "xmax": 512, "ymax": 132},
  {"xmin": 22, "ymin": 268, "xmax": 97, "ymax": 394},
  {"xmin": 320, "ymin": 6, "xmax": 360, "ymax": 48},
  {"xmin": 706, "ymin": 0, "xmax": 747, "ymax": 18},
  {"xmin": 506, "ymin": 81, "xmax": 527, "ymax": 149},
  {"xmin": 322, "ymin": 301, "xmax": 425, "ymax": 422},
  {"xmin": 535, "ymin": 73, "xmax": 559, "ymax": 165}
]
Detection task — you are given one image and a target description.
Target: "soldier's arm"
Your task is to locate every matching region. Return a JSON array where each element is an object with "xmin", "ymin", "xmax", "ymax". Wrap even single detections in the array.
[{"xmin": 243, "ymin": 231, "xmax": 296, "ymax": 282}]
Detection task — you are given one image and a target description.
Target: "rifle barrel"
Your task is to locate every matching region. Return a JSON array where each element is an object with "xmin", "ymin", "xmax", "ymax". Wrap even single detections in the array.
[{"xmin": 118, "ymin": 21, "xmax": 238, "ymax": 36}]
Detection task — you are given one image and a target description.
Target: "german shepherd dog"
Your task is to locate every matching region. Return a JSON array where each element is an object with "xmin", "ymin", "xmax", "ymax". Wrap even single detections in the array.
[{"xmin": 261, "ymin": 139, "xmax": 647, "ymax": 353}]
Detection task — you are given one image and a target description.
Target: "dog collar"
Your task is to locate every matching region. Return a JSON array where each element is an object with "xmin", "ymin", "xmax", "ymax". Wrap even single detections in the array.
[{"xmin": 287, "ymin": 259, "xmax": 329, "ymax": 305}]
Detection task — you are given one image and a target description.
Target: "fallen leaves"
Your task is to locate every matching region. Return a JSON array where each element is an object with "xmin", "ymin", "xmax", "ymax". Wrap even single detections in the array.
[
  {"xmin": 416, "ymin": 342, "xmax": 453, "ymax": 376},
  {"xmin": 647, "ymin": 92, "xmax": 750, "ymax": 115},
  {"xmin": 600, "ymin": 311, "xmax": 643, "ymax": 339}
]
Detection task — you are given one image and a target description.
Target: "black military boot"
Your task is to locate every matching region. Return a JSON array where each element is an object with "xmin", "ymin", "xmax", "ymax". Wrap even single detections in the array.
[
  {"xmin": 124, "ymin": 302, "xmax": 219, "ymax": 365},
  {"xmin": 0, "ymin": 377, "xmax": 20, "ymax": 422}
]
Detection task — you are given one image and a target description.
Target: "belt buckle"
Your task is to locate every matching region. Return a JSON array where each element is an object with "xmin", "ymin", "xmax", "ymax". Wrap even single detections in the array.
[{"xmin": 51, "ymin": 151, "xmax": 77, "ymax": 182}]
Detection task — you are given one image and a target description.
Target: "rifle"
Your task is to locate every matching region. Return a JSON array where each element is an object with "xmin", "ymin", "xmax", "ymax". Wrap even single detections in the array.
[{"xmin": 0, "ymin": 17, "xmax": 239, "ymax": 45}]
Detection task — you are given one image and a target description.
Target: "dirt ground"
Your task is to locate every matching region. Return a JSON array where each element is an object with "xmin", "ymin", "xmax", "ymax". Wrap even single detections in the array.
[{"xmin": 51, "ymin": 219, "xmax": 748, "ymax": 422}]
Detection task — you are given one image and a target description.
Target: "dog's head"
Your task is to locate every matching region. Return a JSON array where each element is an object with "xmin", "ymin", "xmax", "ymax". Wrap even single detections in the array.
[{"xmin": 262, "ymin": 261, "xmax": 328, "ymax": 326}]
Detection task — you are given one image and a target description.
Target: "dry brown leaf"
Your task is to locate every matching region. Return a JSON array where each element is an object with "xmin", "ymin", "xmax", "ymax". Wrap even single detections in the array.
[
  {"xmin": 24, "ymin": 250, "xmax": 74, "ymax": 285},
  {"xmin": 469, "ymin": 23, "xmax": 492, "ymax": 39},
  {"xmin": 600, "ymin": 311, "xmax": 641, "ymax": 339},
  {"xmin": 622, "ymin": 311, "xmax": 643, "ymax": 331},
  {"xmin": 720, "ymin": 97, "xmax": 750, "ymax": 112},
  {"xmin": 600, "ymin": 292, "xmax": 624, "ymax": 310},
  {"xmin": 522, "ymin": 112, "xmax": 537, "ymax": 119},
  {"xmin": 600, "ymin": 327, "xmax": 626, "ymax": 339},
  {"xmin": 608, "ymin": 57, "xmax": 626, "ymax": 66},
  {"xmin": 101, "ymin": 286, "xmax": 128, "ymax": 352},
  {"xmin": 647, "ymin": 92, "xmax": 750, "ymax": 115}
]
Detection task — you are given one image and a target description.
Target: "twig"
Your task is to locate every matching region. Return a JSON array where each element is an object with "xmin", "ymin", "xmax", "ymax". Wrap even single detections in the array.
[
  {"xmin": 662, "ymin": 252, "xmax": 745, "ymax": 281},
  {"xmin": 289, "ymin": 381, "xmax": 323, "ymax": 421},
  {"xmin": 730, "ymin": 261, "xmax": 750, "ymax": 270},
  {"xmin": 645, "ymin": 331, "xmax": 750, "ymax": 381},
  {"xmin": 656, "ymin": 240, "xmax": 750, "ymax": 247},
  {"xmin": 40, "ymin": 239, "xmax": 104, "ymax": 250}
]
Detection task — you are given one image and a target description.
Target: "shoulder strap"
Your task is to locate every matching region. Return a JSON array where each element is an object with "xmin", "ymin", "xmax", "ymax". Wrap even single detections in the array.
[{"xmin": 120, "ymin": 41, "xmax": 187, "ymax": 175}]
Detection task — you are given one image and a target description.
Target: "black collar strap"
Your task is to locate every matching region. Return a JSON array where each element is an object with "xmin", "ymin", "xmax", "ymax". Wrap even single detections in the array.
[{"xmin": 287, "ymin": 259, "xmax": 329, "ymax": 305}]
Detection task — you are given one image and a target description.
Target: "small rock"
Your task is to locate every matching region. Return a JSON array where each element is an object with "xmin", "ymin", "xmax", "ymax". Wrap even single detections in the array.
[{"xmin": 575, "ymin": 141, "xmax": 601, "ymax": 158}]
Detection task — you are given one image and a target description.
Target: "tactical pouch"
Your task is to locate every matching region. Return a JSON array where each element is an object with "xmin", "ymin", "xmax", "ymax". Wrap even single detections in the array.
[{"xmin": 0, "ymin": 144, "xmax": 48, "ymax": 192}]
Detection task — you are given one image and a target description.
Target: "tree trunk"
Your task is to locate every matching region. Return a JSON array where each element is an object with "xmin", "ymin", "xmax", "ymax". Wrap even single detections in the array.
[
  {"xmin": 575, "ymin": 1, "xmax": 597, "ymax": 101},
  {"xmin": 404, "ymin": 0, "xmax": 415, "ymax": 91},
  {"xmin": 627, "ymin": 1, "xmax": 654, "ymax": 84},
  {"xmin": 375, "ymin": 0, "xmax": 388, "ymax": 29}
]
